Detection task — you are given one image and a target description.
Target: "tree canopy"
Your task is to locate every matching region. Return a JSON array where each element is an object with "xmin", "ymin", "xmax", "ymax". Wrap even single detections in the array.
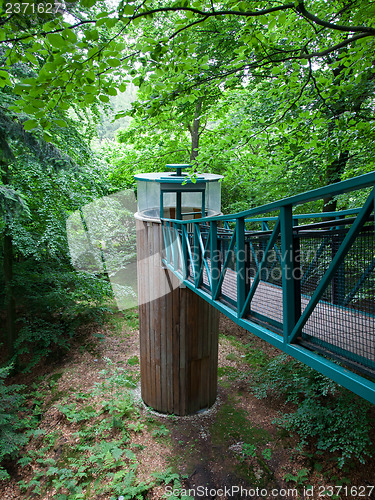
[
  {"xmin": 1, "ymin": 0, "xmax": 374, "ymax": 363},
  {"xmin": 1, "ymin": 1, "xmax": 374, "ymax": 126}
]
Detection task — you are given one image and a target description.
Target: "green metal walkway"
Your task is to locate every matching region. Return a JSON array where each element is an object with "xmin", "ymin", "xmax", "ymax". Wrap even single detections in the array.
[{"xmin": 161, "ymin": 172, "xmax": 375, "ymax": 404}]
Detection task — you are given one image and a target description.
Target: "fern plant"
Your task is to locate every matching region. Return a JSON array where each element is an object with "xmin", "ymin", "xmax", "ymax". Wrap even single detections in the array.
[{"xmin": 0, "ymin": 364, "xmax": 30, "ymax": 480}]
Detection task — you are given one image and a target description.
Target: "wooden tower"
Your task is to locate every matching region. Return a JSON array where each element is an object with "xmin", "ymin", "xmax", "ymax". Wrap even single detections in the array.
[{"xmin": 135, "ymin": 166, "xmax": 223, "ymax": 415}]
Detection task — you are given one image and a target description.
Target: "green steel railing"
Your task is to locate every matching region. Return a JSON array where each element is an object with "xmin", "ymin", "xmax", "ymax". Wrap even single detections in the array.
[{"xmin": 161, "ymin": 171, "xmax": 375, "ymax": 404}]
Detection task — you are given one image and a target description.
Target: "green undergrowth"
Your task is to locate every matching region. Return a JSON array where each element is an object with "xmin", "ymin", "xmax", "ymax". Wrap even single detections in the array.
[
  {"xmin": 2, "ymin": 318, "xmax": 374, "ymax": 495},
  {"xmin": 209, "ymin": 399, "xmax": 273, "ymax": 485},
  {"xmin": 108, "ymin": 308, "xmax": 139, "ymax": 334},
  {"xmin": 0, "ymin": 364, "xmax": 32, "ymax": 480},
  {"xmin": 252, "ymin": 354, "xmax": 374, "ymax": 469},
  {"xmin": 219, "ymin": 333, "xmax": 374, "ymax": 474},
  {"xmin": 9, "ymin": 359, "xmax": 182, "ymax": 499},
  {"xmin": 210, "ymin": 399, "xmax": 271, "ymax": 446}
]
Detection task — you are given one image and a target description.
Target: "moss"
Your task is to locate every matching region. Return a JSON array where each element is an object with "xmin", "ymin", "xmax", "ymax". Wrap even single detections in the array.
[
  {"xmin": 242, "ymin": 347, "xmax": 270, "ymax": 368},
  {"xmin": 225, "ymin": 353, "xmax": 238, "ymax": 361},
  {"xmin": 209, "ymin": 400, "xmax": 274, "ymax": 485},
  {"xmin": 210, "ymin": 400, "xmax": 271, "ymax": 446},
  {"xmin": 218, "ymin": 366, "xmax": 239, "ymax": 378}
]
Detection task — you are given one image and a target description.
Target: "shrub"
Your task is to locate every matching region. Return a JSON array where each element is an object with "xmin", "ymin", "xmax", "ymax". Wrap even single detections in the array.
[
  {"xmin": 253, "ymin": 354, "xmax": 373, "ymax": 467},
  {"xmin": 0, "ymin": 364, "xmax": 29, "ymax": 480}
]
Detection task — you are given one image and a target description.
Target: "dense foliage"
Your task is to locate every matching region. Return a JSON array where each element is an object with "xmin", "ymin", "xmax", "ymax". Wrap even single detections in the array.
[
  {"xmin": 0, "ymin": 364, "xmax": 30, "ymax": 480},
  {"xmin": 0, "ymin": 0, "xmax": 374, "ymax": 485},
  {"xmin": 253, "ymin": 355, "xmax": 373, "ymax": 468}
]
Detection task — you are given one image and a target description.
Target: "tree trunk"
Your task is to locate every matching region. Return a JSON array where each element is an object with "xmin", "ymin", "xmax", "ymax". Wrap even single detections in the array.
[
  {"xmin": 0, "ymin": 138, "xmax": 17, "ymax": 356},
  {"xmin": 3, "ymin": 233, "xmax": 16, "ymax": 355},
  {"xmin": 322, "ymin": 150, "xmax": 349, "ymax": 213},
  {"xmin": 188, "ymin": 98, "xmax": 203, "ymax": 162}
]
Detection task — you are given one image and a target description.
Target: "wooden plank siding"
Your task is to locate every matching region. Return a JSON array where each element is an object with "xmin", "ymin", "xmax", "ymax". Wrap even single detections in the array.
[{"xmin": 136, "ymin": 217, "xmax": 219, "ymax": 415}]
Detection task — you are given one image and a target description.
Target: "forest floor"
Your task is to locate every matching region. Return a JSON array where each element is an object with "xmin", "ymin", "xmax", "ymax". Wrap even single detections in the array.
[{"xmin": 1, "ymin": 310, "xmax": 375, "ymax": 500}]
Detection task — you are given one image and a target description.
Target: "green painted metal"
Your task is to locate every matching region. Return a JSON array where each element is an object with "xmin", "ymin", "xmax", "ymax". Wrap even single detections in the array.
[
  {"xmin": 173, "ymin": 221, "xmax": 183, "ymax": 273},
  {"xmin": 300, "ymin": 236, "xmax": 330, "ymax": 286},
  {"xmin": 193, "ymin": 223, "xmax": 202, "ymax": 288},
  {"xmin": 289, "ymin": 186, "xmax": 375, "ymax": 343},
  {"xmin": 160, "ymin": 170, "xmax": 375, "ymax": 404},
  {"xmin": 182, "ymin": 225, "xmax": 189, "ymax": 280},
  {"xmin": 161, "ymin": 259, "xmax": 375, "ymax": 404},
  {"xmin": 161, "ymin": 171, "xmax": 375, "ymax": 224},
  {"xmin": 162, "ymin": 221, "xmax": 171, "ymax": 264},
  {"xmin": 213, "ymin": 227, "xmax": 237, "ymax": 301},
  {"xmin": 165, "ymin": 164, "xmax": 190, "ymax": 176},
  {"xmin": 210, "ymin": 221, "xmax": 219, "ymax": 297},
  {"xmin": 342, "ymin": 258, "xmax": 375, "ymax": 307},
  {"xmin": 239, "ymin": 219, "xmax": 281, "ymax": 319},
  {"xmin": 195, "ymin": 224, "xmax": 212, "ymax": 290},
  {"xmin": 236, "ymin": 218, "xmax": 246, "ymax": 319},
  {"xmin": 280, "ymin": 205, "xmax": 297, "ymax": 344}
]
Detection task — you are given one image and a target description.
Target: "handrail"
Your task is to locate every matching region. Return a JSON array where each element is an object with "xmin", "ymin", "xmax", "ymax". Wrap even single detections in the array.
[
  {"xmin": 162, "ymin": 171, "xmax": 375, "ymax": 224},
  {"xmin": 160, "ymin": 171, "xmax": 375, "ymax": 403}
]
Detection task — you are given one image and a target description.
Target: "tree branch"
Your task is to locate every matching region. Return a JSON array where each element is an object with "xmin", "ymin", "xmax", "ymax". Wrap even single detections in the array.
[
  {"xmin": 299, "ymin": 33, "xmax": 372, "ymax": 59},
  {"xmin": 296, "ymin": 1, "xmax": 375, "ymax": 34},
  {"xmin": 131, "ymin": 3, "xmax": 296, "ymax": 23},
  {"xmin": 169, "ymin": 16, "xmax": 210, "ymax": 41}
]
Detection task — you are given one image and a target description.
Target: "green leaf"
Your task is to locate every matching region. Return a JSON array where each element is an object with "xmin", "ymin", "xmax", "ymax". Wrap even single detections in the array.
[
  {"xmin": 278, "ymin": 12, "xmax": 287, "ymax": 24},
  {"xmin": 107, "ymin": 58, "xmax": 121, "ymax": 67},
  {"xmin": 23, "ymin": 119, "xmax": 39, "ymax": 131},
  {"xmin": 47, "ymin": 34, "xmax": 65, "ymax": 48},
  {"xmin": 96, "ymin": 17, "xmax": 118, "ymax": 28},
  {"xmin": 83, "ymin": 94, "xmax": 96, "ymax": 104},
  {"xmin": 53, "ymin": 119, "xmax": 68, "ymax": 128},
  {"xmin": 83, "ymin": 84, "xmax": 97, "ymax": 94},
  {"xmin": 115, "ymin": 111, "xmax": 127, "ymax": 119},
  {"xmin": 111, "ymin": 447, "xmax": 124, "ymax": 461},
  {"xmin": 62, "ymin": 29, "xmax": 78, "ymax": 43},
  {"xmin": 0, "ymin": 70, "xmax": 11, "ymax": 86},
  {"xmin": 24, "ymin": 52, "xmax": 38, "ymax": 65},
  {"xmin": 122, "ymin": 4, "xmax": 135, "ymax": 16},
  {"xmin": 14, "ymin": 83, "xmax": 32, "ymax": 95},
  {"xmin": 81, "ymin": 0, "xmax": 97, "ymax": 7},
  {"xmin": 86, "ymin": 29, "xmax": 99, "ymax": 41},
  {"xmin": 43, "ymin": 131, "xmax": 53, "ymax": 142}
]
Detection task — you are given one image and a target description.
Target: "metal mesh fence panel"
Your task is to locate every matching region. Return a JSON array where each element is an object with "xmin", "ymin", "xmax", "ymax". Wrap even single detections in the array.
[
  {"xmin": 246, "ymin": 233, "xmax": 284, "ymax": 330},
  {"xmin": 299, "ymin": 219, "xmax": 375, "ymax": 374}
]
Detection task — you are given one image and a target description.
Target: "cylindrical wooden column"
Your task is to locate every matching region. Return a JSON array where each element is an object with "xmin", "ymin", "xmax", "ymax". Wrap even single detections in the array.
[{"xmin": 135, "ymin": 214, "xmax": 219, "ymax": 415}]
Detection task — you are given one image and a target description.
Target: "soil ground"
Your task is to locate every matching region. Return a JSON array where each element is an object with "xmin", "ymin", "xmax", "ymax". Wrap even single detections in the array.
[{"xmin": 1, "ymin": 311, "xmax": 375, "ymax": 500}]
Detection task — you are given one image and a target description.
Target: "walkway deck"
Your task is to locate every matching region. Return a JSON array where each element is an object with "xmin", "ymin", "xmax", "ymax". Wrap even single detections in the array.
[{"xmin": 194, "ymin": 266, "xmax": 375, "ymax": 371}]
